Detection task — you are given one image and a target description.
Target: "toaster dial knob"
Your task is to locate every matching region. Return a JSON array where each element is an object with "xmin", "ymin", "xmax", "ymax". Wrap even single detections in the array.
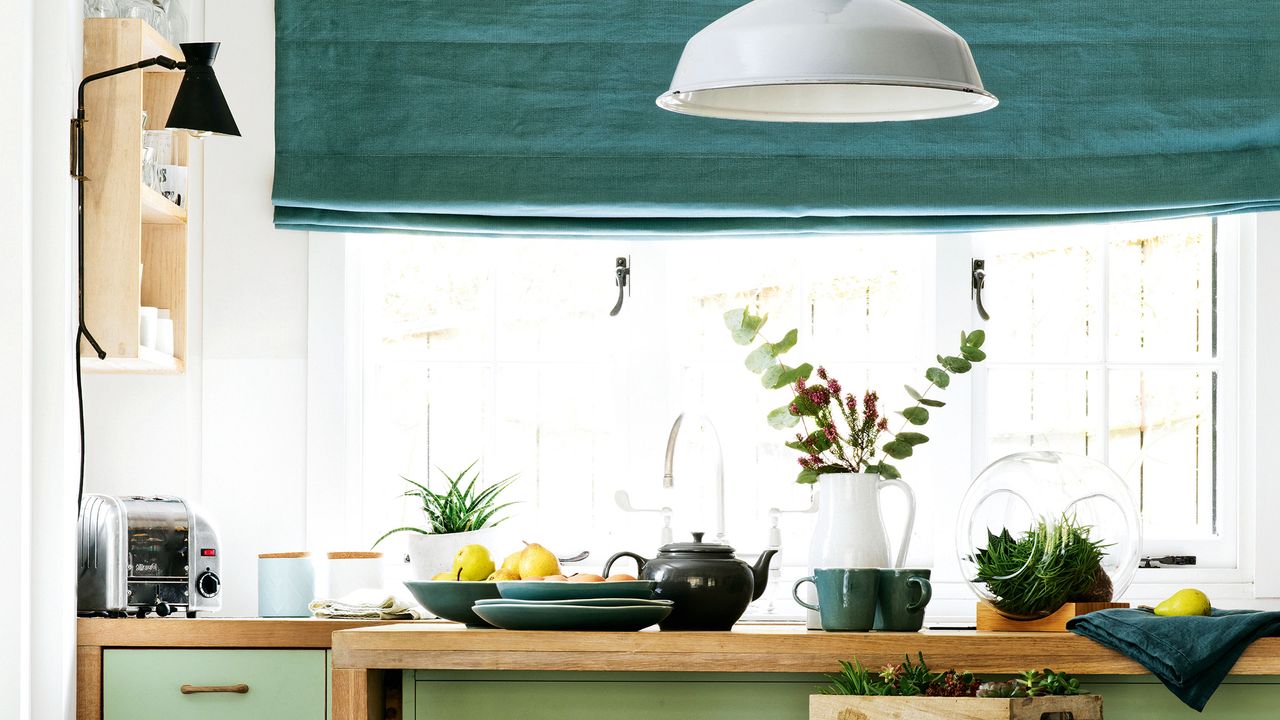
[{"xmin": 197, "ymin": 570, "xmax": 221, "ymax": 598}]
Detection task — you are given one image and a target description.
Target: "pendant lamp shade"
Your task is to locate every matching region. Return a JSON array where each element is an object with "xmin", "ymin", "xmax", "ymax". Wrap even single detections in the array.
[
  {"xmin": 165, "ymin": 42, "xmax": 241, "ymax": 136},
  {"xmin": 657, "ymin": 0, "xmax": 997, "ymax": 122}
]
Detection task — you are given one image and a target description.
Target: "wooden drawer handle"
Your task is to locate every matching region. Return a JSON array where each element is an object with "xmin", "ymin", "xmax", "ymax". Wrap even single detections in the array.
[{"xmin": 180, "ymin": 683, "xmax": 249, "ymax": 695}]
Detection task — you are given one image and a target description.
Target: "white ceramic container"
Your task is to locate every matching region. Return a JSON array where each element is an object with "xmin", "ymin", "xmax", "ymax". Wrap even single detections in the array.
[
  {"xmin": 406, "ymin": 527, "xmax": 505, "ymax": 581},
  {"xmin": 805, "ymin": 472, "xmax": 916, "ymax": 628}
]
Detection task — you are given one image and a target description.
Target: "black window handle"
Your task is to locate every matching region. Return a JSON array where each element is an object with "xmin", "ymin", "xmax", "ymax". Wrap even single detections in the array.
[
  {"xmin": 972, "ymin": 258, "xmax": 991, "ymax": 321},
  {"xmin": 610, "ymin": 256, "xmax": 630, "ymax": 317}
]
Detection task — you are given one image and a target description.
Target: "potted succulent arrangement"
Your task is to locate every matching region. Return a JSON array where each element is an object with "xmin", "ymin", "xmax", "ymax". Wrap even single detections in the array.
[
  {"xmin": 810, "ymin": 653, "xmax": 1102, "ymax": 720},
  {"xmin": 725, "ymin": 306, "xmax": 988, "ymax": 575},
  {"xmin": 968, "ymin": 515, "xmax": 1118, "ymax": 625},
  {"xmin": 373, "ymin": 461, "xmax": 518, "ymax": 581}
]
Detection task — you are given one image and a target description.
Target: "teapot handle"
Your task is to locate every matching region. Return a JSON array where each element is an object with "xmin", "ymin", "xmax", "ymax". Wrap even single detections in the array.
[
  {"xmin": 877, "ymin": 477, "xmax": 916, "ymax": 568},
  {"xmin": 602, "ymin": 551, "xmax": 648, "ymax": 577}
]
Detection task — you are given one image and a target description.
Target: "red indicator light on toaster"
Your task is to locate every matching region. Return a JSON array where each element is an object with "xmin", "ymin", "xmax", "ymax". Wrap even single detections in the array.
[{"xmin": 201, "ymin": 548, "xmax": 216, "ymax": 557}]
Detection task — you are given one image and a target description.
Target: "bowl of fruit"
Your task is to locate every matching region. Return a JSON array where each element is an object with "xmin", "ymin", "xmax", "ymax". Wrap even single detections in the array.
[{"xmin": 404, "ymin": 541, "xmax": 575, "ymax": 626}]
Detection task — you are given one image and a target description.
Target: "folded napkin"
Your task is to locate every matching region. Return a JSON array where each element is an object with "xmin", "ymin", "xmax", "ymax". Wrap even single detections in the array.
[
  {"xmin": 1067, "ymin": 607, "xmax": 1280, "ymax": 711},
  {"xmin": 309, "ymin": 589, "xmax": 425, "ymax": 620}
]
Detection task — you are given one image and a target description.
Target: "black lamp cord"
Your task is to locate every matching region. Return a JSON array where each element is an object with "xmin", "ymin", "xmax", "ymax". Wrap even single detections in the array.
[{"xmin": 72, "ymin": 55, "xmax": 181, "ymax": 514}]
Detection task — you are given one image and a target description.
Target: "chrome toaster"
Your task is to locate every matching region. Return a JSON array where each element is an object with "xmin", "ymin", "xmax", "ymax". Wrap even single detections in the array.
[{"xmin": 78, "ymin": 494, "xmax": 222, "ymax": 618}]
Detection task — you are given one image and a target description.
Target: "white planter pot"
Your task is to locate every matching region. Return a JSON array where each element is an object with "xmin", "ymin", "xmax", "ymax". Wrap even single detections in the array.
[
  {"xmin": 407, "ymin": 527, "xmax": 506, "ymax": 581},
  {"xmin": 805, "ymin": 472, "xmax": 916, "ymax": 628}
]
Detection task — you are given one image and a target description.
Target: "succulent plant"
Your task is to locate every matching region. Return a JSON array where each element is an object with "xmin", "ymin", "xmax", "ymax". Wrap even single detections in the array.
[
  {"xmin": 970, "ymin": 515, "xmax": 1110, "ymax": 618},
  {"xmin": 823, "ymin": 654, "xmax": 1085, "ymax": 698}
]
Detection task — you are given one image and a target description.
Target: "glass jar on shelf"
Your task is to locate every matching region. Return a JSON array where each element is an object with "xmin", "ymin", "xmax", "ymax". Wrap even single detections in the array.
[{"xmin": 84, "ymin": 0, "xmax": 117, "ymax": 18}]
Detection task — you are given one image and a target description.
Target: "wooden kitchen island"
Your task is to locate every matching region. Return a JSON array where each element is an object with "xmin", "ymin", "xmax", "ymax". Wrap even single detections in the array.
[{"xmin": 332, "ymin": 623, "xmax": 1280, "ymax": 720}]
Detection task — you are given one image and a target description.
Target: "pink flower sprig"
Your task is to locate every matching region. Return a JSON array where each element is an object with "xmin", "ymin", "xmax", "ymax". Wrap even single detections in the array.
[{"xmin": 786, "ymin": 367, "xmax": 889, "ymax": 476}]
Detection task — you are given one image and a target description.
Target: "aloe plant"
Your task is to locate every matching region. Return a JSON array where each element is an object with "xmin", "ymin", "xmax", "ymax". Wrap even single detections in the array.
[{"xmin": 372, "ymin": 461, "xmax": 517, "ymax": 547}]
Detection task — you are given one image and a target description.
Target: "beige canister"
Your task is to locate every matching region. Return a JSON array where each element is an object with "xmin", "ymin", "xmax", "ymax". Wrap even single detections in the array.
[{"xmin": 326, "ymin": 551, "xmax": 384, "ymax": 597}]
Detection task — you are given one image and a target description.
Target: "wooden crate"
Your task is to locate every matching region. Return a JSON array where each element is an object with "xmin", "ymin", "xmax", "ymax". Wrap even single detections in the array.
[
  {"xmin": 975, "ymin": 602, "xmax": 1129, "ymax": 633},
  {"xmin": 810, "ymin": 694, "xmax": 1103, "ymax": 720}
]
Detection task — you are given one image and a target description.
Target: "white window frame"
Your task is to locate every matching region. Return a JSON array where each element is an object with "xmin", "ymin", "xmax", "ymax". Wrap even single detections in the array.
[
  {"xmin": 964, "ymin": 221, "xmax": 1242, "ymax": 570},
  {"xmin": 306, "ymin": 214, "xmax": 1271, "ymax": 615}
]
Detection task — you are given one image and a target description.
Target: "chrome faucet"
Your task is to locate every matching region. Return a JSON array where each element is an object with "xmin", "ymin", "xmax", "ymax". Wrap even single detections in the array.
[{"xmin": 663, "ymin": 412, "xmax": 726, "ymax": 544}]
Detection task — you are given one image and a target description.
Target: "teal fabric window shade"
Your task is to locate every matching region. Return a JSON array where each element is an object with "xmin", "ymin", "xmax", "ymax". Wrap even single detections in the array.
[{"xmin": 273, "ymin": 0, "xmax": 1280, "ymax": 236}]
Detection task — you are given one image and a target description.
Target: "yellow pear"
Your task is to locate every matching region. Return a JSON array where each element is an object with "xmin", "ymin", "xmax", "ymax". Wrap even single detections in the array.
[
  {"xmin": 517, "ymin": 542, "xmax": 560, "ymax": 580},
  {"xmin": 487, "ymin": 568, "xmax": 521, "ymax": 581},
  {"xmin": 1153, "ymin": 588, "xmax": 1212, "ymax": 617},
  {"xmin": 500, "ymin": 550, "xmax": 523, "ymax": 574},
  {"xmin": 451, "ymin": 544, "xmax": 495, "ymax": 582},
  {"xmin": 431, "ymin": 571, "xmax": 457, "ymax": 581}
]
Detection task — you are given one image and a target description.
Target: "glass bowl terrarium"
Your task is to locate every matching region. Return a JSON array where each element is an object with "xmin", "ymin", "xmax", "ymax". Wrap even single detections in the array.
[{"xmin": 956, "ymin": 451, "xmax": 1141, "ymax": 620}]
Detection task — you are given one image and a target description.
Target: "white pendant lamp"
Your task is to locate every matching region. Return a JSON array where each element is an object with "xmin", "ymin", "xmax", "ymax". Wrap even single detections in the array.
[{"xmin": 657, "ymin": 0, "xmax": 998, "ymax": 122}]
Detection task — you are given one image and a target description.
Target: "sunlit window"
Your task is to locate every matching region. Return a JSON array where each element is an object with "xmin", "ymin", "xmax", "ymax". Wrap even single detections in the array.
[
  {"xmin": 350, "ymin": 218, "xmax": 1240, "ymax": 588},
  {"xmin": 974, "ymin": 219, "xmax": 1226, "ymax": 550}
]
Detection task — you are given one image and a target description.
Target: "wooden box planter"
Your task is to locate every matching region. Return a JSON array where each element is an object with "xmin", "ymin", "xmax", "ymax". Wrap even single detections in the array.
[{"xmin": 810, "ymin": 694, "xmax": 1103, "ymax": 720}]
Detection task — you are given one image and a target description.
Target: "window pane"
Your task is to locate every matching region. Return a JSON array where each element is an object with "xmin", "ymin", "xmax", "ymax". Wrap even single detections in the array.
[
  {"xmin": 664, "ymin": 237, "xmax": 932, "ymax": 364},
  {"xmin": 985, "ymin": 368, "xmax": 1103, "ymax": 463},
  {"xmin": 1107, "ymin": 219, "xmax": 1215, "ymax": 362},
  {"xmin": 372, "ymin": 237, "xmax": 495, "ymax": 361},
  {"xmin": 362, "ymin": 362, "xmax": 494, "ymax": 549},
  {"xmin": 978, "ymin": 232, "xmax": 1104, "ymax": 363},
  {"xmin": 1108, "ymin": 368, "xmax": 1216, "ymax": 539}
]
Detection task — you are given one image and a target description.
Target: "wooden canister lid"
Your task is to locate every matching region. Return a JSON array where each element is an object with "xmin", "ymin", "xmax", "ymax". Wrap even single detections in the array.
[
  {"xmin": 327, "ymin": 551, "xmax": 383, "ymax": 560},
  {"xmin": 258, "ymin": 551, "xmax": 311, "ymax": 559}
]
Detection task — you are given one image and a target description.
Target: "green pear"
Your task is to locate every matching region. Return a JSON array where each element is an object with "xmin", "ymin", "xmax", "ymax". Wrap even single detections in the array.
[
  {"xmin": 451, "ymin": 544, "xmax": 495, "ymax": 581},
  {"xmin": 1153, "ymin": 588, "xmax": 1211, "ymax": 617}
]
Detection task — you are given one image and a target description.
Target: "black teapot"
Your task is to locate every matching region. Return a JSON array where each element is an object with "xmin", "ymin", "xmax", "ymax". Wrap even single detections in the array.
[{"xmin": 604, "ymin": 532, "xmax": 777, "ymax": 631}]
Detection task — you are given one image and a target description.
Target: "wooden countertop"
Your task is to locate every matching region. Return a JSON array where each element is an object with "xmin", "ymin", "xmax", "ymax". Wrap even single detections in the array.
[
  {"xmin": 77, "ymin": 617, "xmax": 423, "ymax": 649},
  {"xmin": 331, "ymin": 622, "xmax": 1280, "ymax": 675}
]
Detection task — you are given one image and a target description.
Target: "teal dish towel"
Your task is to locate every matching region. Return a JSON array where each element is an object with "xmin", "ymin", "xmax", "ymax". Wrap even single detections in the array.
[{"xmin": 1067, "ymin": 608, "xmax": 1280, "ymax": 711}]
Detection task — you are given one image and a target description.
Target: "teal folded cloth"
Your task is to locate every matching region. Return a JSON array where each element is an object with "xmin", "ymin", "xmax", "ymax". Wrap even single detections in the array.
[{"xmin": 1067, "ymin": 608, "xmax": 1280, "ymax": 712}]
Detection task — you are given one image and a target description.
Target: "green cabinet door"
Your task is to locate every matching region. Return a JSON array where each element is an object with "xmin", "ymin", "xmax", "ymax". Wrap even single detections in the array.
[{"xmin": 104, "ymin": 649, "xmax": 327, "ymax": 720}]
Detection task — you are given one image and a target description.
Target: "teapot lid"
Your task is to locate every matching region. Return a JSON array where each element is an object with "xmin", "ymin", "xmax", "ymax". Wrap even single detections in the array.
[{"xmin": 659, "ymin": 531, "xmax": 735, "ymax": 555}]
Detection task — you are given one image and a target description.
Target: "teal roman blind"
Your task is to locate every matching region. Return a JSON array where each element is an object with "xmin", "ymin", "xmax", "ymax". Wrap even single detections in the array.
[{"xmin": 273, "ymin": 0, "xmax": 1280, "ymax": 236}]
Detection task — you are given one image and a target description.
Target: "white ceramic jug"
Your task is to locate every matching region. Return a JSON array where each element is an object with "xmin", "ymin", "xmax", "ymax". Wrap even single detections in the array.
[{"xmin": 805, "ymin": 472, "xmax": 916, "ymax": 628}]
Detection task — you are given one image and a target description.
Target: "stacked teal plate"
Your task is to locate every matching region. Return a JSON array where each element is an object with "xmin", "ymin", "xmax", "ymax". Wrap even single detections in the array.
[
  {"xmin": 479, "ymin": 582, "xmax": 669, "ymax": 630},
  {"xmin": 496, "ymin": 580, "xmax": 655, "ymax": 601},
  {"xmin": 472, "ymin": 599, "xmax": 672, "ymax": 631}
]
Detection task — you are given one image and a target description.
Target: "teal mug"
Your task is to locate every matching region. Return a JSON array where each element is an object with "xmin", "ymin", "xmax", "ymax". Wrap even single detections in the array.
[
  {"xmin": 792, "ymin": 568, "xmax": 880, "ymax": 632},
  {"xmin": 873, "ymin": 568, "xmax": 932, "ymax": 632}
]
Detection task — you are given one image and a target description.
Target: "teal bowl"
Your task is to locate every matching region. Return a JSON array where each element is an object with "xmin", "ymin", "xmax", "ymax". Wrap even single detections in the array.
[{"xmin": 403, "ymin": 581, "xmax": 502, "ymax": 627}]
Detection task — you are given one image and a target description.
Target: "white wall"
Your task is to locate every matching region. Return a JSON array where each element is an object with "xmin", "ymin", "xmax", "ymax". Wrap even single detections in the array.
[
  {"xmin": 0, "ymin": 0, "xmax": 83, "ymax": 717},
  {"xmin": 82, "ymin": 0, "xmax": 310, "ymax": 618},
  {"xmin": 0, "ymin": 1, "xmax": 36, "ymax": 716}
]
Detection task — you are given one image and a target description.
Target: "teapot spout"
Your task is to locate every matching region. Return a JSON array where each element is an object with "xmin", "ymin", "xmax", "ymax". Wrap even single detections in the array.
[{"xmin": 749, "ymin": 549, "xmax": 779, "ymax": 601}]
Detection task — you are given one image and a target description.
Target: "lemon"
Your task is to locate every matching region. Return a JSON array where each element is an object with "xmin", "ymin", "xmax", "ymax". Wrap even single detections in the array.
[{"xmin": 1153, "ymin": 588, "xmax": 1212, "ymax": 617}]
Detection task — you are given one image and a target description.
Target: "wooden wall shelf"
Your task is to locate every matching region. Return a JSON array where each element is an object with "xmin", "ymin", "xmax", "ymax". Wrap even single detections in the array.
[
  {"xmin": 81, "ymin": 18, "xmax": 191, "ymax": 375},
  {"xmin": 140, "ymin": 184, "xmax": 188, "ymax": 225}
]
